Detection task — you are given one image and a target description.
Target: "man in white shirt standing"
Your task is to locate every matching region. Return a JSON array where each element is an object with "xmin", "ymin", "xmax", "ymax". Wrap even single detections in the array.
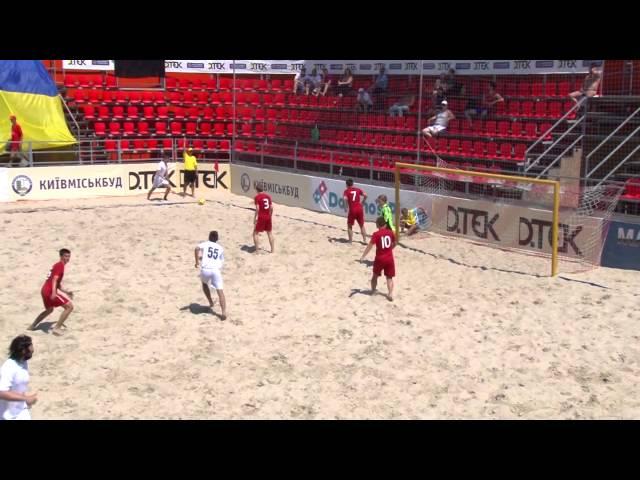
[
  {"xmin": 195, "ymin": 230, "xmax": 227, "ymax": 320},
  {"xmin": 147, "ymin": 152, "xmax": 174, "ymax": 201},
  {"xmin": 0, "ymin": 335, "xmax": 37, "ymax": 420}
]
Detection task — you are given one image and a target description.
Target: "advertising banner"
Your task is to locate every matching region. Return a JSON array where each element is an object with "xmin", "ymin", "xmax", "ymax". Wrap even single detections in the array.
[
  {"xmin": 3, "ymin": 163, "xmax": 230, "ymax": 202},
  {"xmin": 63, "ymin": 59, "xmax": 600, "ymax": 76},
  {"xmin": 431, "ymin": 196, "xmax": 604, "ymax": 262},
  {"xmin": 600, "ymin": 219, "xmax": 640, "ymax": 270}
]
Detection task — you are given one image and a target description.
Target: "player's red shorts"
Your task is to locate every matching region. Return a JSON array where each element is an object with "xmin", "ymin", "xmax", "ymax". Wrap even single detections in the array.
[
  {"xmin": 255, "ymin": 216, "xmax": 272, "ymax": 233},
  {"xmin": 373, "ymin": 256, "xmax": 395, "ymax": 278},
  {"xmin": 41, "ymin": 288, "xmax": 70, "ymax": 309},
  {"xmin": 9, "ymin": 142, "xmax": 20, "ymax": 152},
  {"xmin": 347, "ymin": 208, "xmax": 364, "ymax": 227}
]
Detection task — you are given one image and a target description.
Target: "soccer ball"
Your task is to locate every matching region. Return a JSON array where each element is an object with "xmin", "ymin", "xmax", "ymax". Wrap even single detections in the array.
[{"xmin": 198, "ymin": 198, "xmax": 205, "ymax": 205}]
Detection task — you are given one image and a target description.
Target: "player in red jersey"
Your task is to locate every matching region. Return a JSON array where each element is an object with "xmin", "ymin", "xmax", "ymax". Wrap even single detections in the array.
[
  {"xmin": 343, "ymin": 178, "xmax": 368, "ymax": 243},
  {"xmin": 28, "ymin": 249, "xmax": 75, "ymax": 336},
  {"xmin": 359, "ymin": 217, "xmax": 396, "ymax": 301},
  {"xmin": 253, "ymin": 183, "xmax": 275, "ymax": 253}
]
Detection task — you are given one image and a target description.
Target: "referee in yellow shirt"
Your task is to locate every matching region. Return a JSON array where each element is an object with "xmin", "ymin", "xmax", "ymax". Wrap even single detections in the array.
[{"xmin": 183, "ymin": 147, "xmax": 198, "ymax": 197}]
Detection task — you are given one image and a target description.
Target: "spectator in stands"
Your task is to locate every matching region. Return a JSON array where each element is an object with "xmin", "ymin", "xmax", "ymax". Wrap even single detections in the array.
[
  {"xmin": 315, "ymin": 67, "xmax": 332, "ymax": 97},
  {"xmin": 426, "ymin": 82, "xmax": 447, "ymax": 118},
  {"xmin": 7, "ymin": 115, "xmax": 26, "ymax": 167},
  {"xmin": 464, "ymin": 81, "xmax": 504, "ymax": 127},
  {"xmin": 388, "ymin": 94, "xmax": 416, "ymax": 117},
  {"xmin": 422, "ymin": 100, "xmax": 455, "ymax": 138},
  {"xmin": 306, "ymin": 68, "xmax": 322, "ymax": 96},
  {"xmin": 356, "ymin": 88, "xmax": 373, "ymax": 113},
  {"xmin": 336, "ymin": 68, "xmax": 354, "ymax": 97},
  {"xmin": 569, "ymin": 63, "xmax": 602, "ymax": 104},
  {"xmin": 442, "ymin": 68, "xmax": 464, "ymax": 97},
  {"xmin": 293, "ymin": 66, "xmax": 309, "ymax": 95},
  {"xmin": 369, "ymin": 66, "xmax": 389, "ymax": 111}
]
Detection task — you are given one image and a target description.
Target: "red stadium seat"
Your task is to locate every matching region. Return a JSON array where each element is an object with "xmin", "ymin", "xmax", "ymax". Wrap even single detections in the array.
[
  {"xmin": 129, "ymin": 92, "xmax": 142, "ymax": 105},
  {"xmin": 534, "ymin": 101, "xmax": 547, "ymax": 118},
  {"xmin": 214, "ymin": 122, "xmax": 225, "ymax": 136},
  {"xmin": 157, "ymin": 106, "xmax": 169, "ymax": 119},
  {"xmin": 94, "ymin": 122, "xmax": 107, "ymax": 136},
  {"xmin": 123, "ymin": 122, "xmax": 135, "ymax": 137},
  {"xmin": 200, "ymin": 122, "xmax": 212, "ymax": 136},
  {"xmin": 499, "ymin": 143, "xmax": 513, "ymax": 160},
  {"xmin": 82, "ymin": 105, "xmax": 96, "ymax": 121},
  {"xmin": 142, "ymin": 92, "xmax": 154, "ymax": 105},
  {"xmin": 162, "ymin": 138, "xmax": 173, "ymax": 150},
  {"xmin": 88, "ymin": 89, "xmax": 103, "ymax": 103},
  {"xmin": 154, "ymin": 121, "xmax": 168, "ymax": 136},
  {"xmin": 126, "ymin": 106, "xmax": 139, "ymax": 119},
  {"xmin": 112, "ymin": 106, "xmax": 125, "ymax": 120},
  {"xmin": 105, "ymin": 75, "xmax": 117, "ymax": 89},
  {"xmin": 514, "ymin": 143, "xmax": 527, "ymax": 162},
  {"xmin": 138, "ymin": 122, "xmax": 150, "ymax": 136},
  {"xmin": 170, "ymin": 122, "xmax": 182, "ymax": 136},
  {"xmin": 473, "ymin": 141, "xmax": 486, "ymax": 159},
  {"xmin": 108, "ymin": 121, "xmax": 121, "ymax": 136},
  {"xmin": 166, "ymin": 77, "xmax": 178, "ymax": 90},
  {"xmin": 173, "ymin": 107, "xmax": 185, "ymax": 120},
  {"xmin": 143, "ymin": 106, "xmax": 155, "ymax": 120},
  {"xmin": 545, "ymin": 82, "xmax": 557, "ymax": 97},
  {"xmin": 64, "ymin": 74, "xmax": 78, "ymax": 88},
  {"xmin": 185, "ymin": 122, "xmax": 197, "ymax": 135}
]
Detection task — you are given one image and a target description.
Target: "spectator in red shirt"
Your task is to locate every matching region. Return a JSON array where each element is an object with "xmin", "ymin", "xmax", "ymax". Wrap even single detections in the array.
[
  {"xmin": 359, "ymin": 216, "xmax": 397, "ymax": 301},
  {"xmin": 28, "ymin": 249, "xmax": 75, "ymax": 336},
  {"xmin": 253, "ymin": 183, "xmax": 275, "ymax": 254},
  {"xmin": 343, "ymin": 178, "xmax": 368, "ymax": 243},
  {"xmin": 8, "ymin": 115, "xmax": 26, "ymax": 167}
]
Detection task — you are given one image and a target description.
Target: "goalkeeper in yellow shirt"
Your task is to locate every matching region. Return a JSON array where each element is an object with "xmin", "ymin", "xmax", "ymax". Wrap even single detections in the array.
[
  {"xmin": 400, "ymin": 208, "xmax": 419, "ymax": 236},
  {"xmin": 182, "ymin": 147, "xmax": 198, "ymax": 197}
]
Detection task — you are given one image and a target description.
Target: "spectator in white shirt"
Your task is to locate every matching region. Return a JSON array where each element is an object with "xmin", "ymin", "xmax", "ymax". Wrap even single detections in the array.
[{"xmin": 0, "ymin": 335, "xmax": 37, "ymax": 420}]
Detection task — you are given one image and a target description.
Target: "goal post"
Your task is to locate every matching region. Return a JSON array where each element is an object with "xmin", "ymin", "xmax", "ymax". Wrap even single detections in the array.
[{"xmin": 393, "ymin": 162, "xmax": 561, "ymax": 277}]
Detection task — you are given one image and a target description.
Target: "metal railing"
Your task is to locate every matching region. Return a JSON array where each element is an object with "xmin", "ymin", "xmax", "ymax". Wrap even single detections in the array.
[{"xmin": 524, "ymin": 97, "xmax": 586, "ymax": 174}]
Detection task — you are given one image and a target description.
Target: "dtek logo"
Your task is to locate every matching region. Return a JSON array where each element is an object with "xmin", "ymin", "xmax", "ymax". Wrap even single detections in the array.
[
  {"xmin": 67, "ymin": 60, "xmax": 87, "ymax": 66},
  {"xmin": 519, "ymin": 218, "xmax": 583, "ymax": 256},
  {"xmin": 447, "ymin": 206, "xmax": 500, "ymax": 241},
  {"xmin": 12, "ymin": 175, "xmax": 32, "ymax": 196},
  {"xmin": 129, "ymin": 169, "xmax": 227, "ymax": 190},
  {"xmin": 208, "ymin": 62, "xmax": 226, "ymax": 70},
  {"xmin": 313, "ymin": 181, "xmax": 328, "ymax": 203},
  {"xmin": 129, "ymin": 170, "xmax": 176, "ymax": 190},
  {"xmin": 165, "ymin": 61, "xmax": 183, "ymax": 69},
  {"xmin": 250, "ymin": 62, "xmax": 268, "ymax": 71},
  {"xmin": 513, "ymin": 60, "xmax": 532, "ymax": 70},
  {"xmin": 240, "ymin": 173, "xmax": 251, "ymax": 192}
]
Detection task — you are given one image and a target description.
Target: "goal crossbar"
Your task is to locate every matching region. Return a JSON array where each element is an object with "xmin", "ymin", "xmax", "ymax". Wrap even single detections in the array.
[{"xmin": 393, "ymin": 162, "xmax": 561, "ymax": 277}]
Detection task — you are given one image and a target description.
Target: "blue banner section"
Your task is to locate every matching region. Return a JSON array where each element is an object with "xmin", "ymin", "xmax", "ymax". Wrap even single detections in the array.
[
  {"xmin": 0, "ymin": 60, "xmax": 58, "ymax": 96},
  {"xmin": 601, "ymin": 220, "xmax": 640, "ymax": 270}
]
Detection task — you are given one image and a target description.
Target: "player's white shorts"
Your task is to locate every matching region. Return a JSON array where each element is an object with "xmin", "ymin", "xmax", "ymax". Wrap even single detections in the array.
[
  {"xmin": 200, "ymin": 268, "xmax": 223, "ymax": 290},
  {"xmin": 423, "ymin": 125, "xmax": 446, "ymax": 135},
  {"xmin": 153, "ymin": 176, "xmax": 170, "ymax": 188}
]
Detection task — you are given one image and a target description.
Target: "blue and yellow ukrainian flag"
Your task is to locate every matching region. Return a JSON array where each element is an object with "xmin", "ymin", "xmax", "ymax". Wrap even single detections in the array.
[{"xmin": 0, "ymin": 60, "xmax": 75, "ymax": 152}]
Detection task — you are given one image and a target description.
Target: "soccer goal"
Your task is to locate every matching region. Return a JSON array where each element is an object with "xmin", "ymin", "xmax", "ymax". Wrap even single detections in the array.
[{"xmin": 393, "ymin": 161, "xmax": 622, "ymax": 277}]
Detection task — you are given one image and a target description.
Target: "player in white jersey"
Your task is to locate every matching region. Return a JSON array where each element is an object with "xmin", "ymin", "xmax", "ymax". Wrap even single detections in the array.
[
  {"xmin": 194, "ymin": 230, "xmax": 227, "ymax": 320},
  {"xmin": 147, "ymin": 152, "xmax": 174, "ymax": 201}
]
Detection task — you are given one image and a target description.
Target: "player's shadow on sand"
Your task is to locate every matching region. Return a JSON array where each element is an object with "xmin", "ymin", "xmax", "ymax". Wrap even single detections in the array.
[
  {"xmin": 31, "ymin": 321, "xmax": 56, "ymax": 333},
  {"xmin": 180, "ymin": 303, "xmax": 214, "ymax": 315},
  {"xmin": 358, "ymin": 259, "xmax": 375, "ymax": 267},
  {"xmin": 328, "ymin": 236, "xmax": 367, "ymax": 246},
  {"xmin": 349, "ymin": 288, "xmax": 375, "ymax": 298},
  {"xmin": 240, "ymin": 245, "xmax": 257, "ymax": 253}
]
